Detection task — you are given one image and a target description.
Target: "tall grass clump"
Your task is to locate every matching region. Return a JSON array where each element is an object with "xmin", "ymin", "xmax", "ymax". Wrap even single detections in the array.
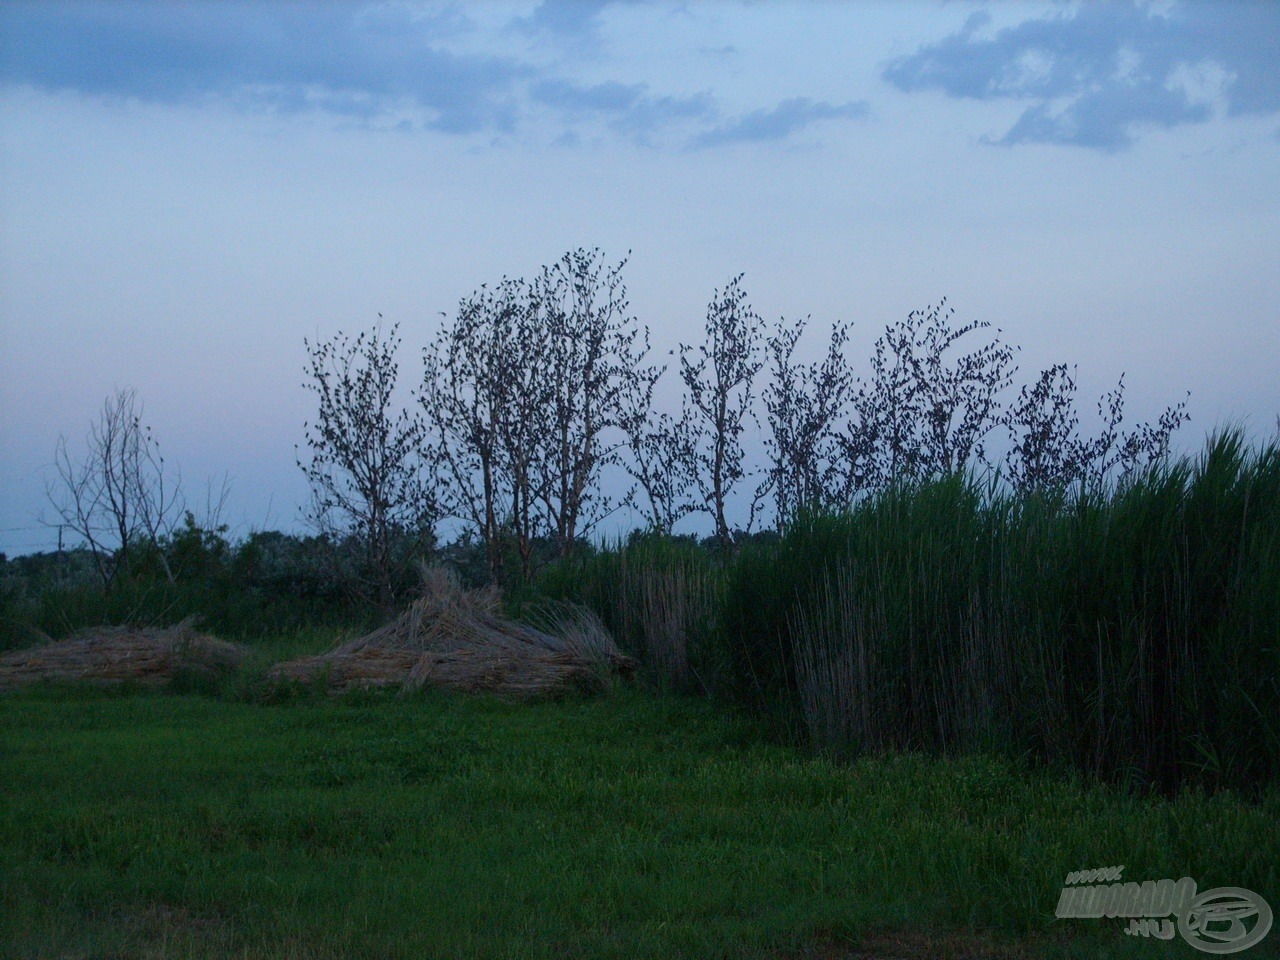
[
  {"xmin": 1035, "ymin": 429, "xmax": 1280, "ymax": 793},
  {"xmin": 721, "ymin": 474, "xmax": 1018, "ymax": 758},
  {"xmin": 720, "ymin": 429, "xmax": 1280, "ymax": 795},
  {"xmin": 537, "ymin": 533, "xmax": 727, "ymax": 693}
]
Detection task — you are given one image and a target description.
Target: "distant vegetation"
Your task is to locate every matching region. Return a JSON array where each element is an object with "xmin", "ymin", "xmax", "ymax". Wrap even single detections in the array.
[{"xmin": 8, "ymin": 248, "xmax": 1278, "ymax": 796}]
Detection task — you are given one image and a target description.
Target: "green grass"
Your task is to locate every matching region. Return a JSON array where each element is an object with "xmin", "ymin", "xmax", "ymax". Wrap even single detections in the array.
[{"xmin": 3, "ymin": 685, "xmax": 1277, "ymax": 959}]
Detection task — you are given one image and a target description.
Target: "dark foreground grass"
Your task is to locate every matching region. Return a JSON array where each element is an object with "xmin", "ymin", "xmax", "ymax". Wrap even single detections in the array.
[{"xmin": 2, "ymin": 687, "xmax": 1277, "ymax": 960}]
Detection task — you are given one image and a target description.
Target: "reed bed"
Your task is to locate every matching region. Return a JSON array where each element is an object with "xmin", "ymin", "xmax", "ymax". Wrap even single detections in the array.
[
  {"xmin": 538, "ymin": 534, "xmax": 728, "ymax": 694},
  {"xmin": 718, "ymin": 430, "xmax": 1280, "ymax": 794}
]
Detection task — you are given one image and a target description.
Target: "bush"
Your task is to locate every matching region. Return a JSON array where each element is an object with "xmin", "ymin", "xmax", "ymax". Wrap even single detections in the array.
[{"xmin": 0, "ymin": 528, "xmax": 386, "ymax": 647}]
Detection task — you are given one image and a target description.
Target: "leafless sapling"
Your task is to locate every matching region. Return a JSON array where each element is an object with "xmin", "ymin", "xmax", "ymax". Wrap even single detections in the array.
[{"xmin": 47, "ymin": 387, "xmax": 183, "ymax": 589}]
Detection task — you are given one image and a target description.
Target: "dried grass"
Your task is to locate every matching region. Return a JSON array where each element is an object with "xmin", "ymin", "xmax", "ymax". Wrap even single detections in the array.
[
  {"xmin": 269, "ymin": 567, "xmax": 636, "ymax": 699},
  {"xmin": 0, "ymin": 619, "xmax": 249, "ymax": 692}
]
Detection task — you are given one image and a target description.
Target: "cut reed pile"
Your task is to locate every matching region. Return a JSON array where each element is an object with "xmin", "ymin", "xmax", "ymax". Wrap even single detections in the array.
[
  {"xmin": 0, "ymin": 619, "xmax": 249, "ymax": 692},
  {"xmin": 269, "ymin": 567, "xmax": 637, "ymax": 699}
]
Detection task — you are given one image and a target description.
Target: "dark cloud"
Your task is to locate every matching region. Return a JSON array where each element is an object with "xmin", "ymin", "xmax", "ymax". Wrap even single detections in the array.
[
  {"xmin": 998, "ymin": 84, "xmax": 1210, "ymax": 152},
  {"xmin": 883, "ymin": 1, "xmax": 1280, "ymax": 150},
  {"xmin": 0, "ymin": 2, "xmax": 867, "ymax": 149},
  {"xmin": 619, "ymin": 92, "xmax": 717, "ymax": 130},
  {"xmin": 691, "ymin": 97, "xmax": 868, "ymax": 148},
  {"xmin": 0, "ymin": 2, "xmax": 528, "ymax": 133}
]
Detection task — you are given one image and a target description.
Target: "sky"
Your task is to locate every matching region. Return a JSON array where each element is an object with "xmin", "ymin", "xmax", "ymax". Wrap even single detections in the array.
[{"xmin": 1, "ymin": 0, "xmax": 1278, "ymax": 556}]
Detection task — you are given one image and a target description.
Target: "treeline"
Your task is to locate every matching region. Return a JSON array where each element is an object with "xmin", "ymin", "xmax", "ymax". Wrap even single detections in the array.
[
  {"xmin": 296, "ymin": 247, "xmax": 1189, "ymax": 599},
  {"xmin": 13, "ymin": 247, "xmax": 1278, "ymax": 795},
  {"xmin": 1, "ymin": 511, "xmax": 609, "ymax": 645},
  {"xmin": 1, "ymin": 525, "xmax": 396, "ymax": 644},
  {"xmin": 31, "ymin": 248, "xmax": 1190, "ymax": 608},
  {"xmin": 6, "ymin": 428, "xmax": 1278, "ymax": 797}
]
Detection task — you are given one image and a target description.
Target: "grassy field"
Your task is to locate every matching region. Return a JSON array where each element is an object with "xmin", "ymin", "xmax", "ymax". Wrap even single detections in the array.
[{"xmin": 3, "ymin": 682, "xmax": 1277, "ymax": 959}]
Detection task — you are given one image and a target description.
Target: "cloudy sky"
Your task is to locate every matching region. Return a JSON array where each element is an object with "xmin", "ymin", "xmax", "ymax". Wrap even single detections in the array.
[{"xmin": 1, "ymin": 0, "xmax": 1277, "ymax": 555}]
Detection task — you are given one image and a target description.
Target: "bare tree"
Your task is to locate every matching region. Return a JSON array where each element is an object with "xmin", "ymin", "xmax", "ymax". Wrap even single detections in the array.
[
  {"xmin": 1002, "ymin": 364, "xmax": 1190, "ymax": 495},
  {"xmin": 47, "ymin": 387, "xmax": 183, "ymax": 589},
  {"xmin": 462, "ymin": 278, "xmax": 554, "ymax": 583},
  {"xmin": 298, "ymin": 320, "xmax": 432, "ymax": 605},
  {"xmin": 1001, "ymin": 363, "xmax": 1091, "ymax": 494},
  {"xmin": 677, "ymin": 275, "xmax": 768, "ymax": 548},
  {"xmin": 422, "ymin": 282, "xmax": 522, "ymax": 585},
  {"xmin": 762, "ymin": 316, "xmax": 855, "ymax": 527},
  {"xmin": 533, "ymin": 248, "xmax": 656, "ymax": 558},
  {"xmin": 839, "ymin": 301, "xmax": 1018, "ymax": 493},
  {"xmin": 423, "ymin": 249, "xmax": 658, "ymax": 583},
  {"xmin": 621, "ymin": 403, "xmax": 693, "ymax": 535},
  {"xmin": 1088, "ymin": 375, "xmax": 1190, "ymax": 485}
]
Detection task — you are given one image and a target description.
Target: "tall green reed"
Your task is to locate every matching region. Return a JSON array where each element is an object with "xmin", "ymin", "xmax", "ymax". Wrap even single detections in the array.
[
  {"xmin": 537, "ymin": 533, "xmax": 727, "ymax": 693},
  {"xmin": 720, "ymin": 429, "xmax": 1279, "ymax": 794},
  {"xmin": 735, "ymin": 475, "xmax": 1020, "ymax": 758}
]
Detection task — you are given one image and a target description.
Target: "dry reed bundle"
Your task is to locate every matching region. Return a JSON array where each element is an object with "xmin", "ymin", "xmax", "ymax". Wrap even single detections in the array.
[
  {"xmin": 269, "ymin": 567, "xmax": 636, "ymax": 698},
  {"xmin": 0, "ymin": 619, "xmax": 249, "ymax": 692}
]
